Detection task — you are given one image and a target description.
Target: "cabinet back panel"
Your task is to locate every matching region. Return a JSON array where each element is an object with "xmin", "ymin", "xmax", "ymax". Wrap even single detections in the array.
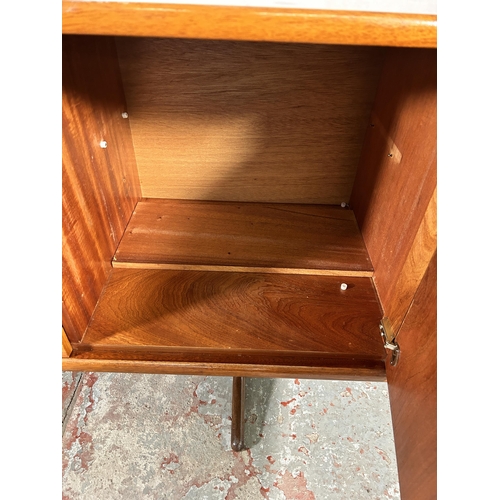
[
  {"xmin": 116, "ymin": 38, "xmax": 385, "ymax": 204},
  {"xmin": 63, "ymin": 35, "xmax": 142, "ymax": 343}
]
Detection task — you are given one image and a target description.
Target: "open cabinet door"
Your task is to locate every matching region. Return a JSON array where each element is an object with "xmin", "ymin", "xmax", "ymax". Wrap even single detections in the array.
[
  {"xmin": 349, "ymin": 46, "xmax": 437, "ymax": 498},
  {"xmin": 386, "ymin": 252, "xmax": 437, "ymax": 499}
]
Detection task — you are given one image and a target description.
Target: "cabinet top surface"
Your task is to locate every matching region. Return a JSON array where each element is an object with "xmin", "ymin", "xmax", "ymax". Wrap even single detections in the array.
[
  {"xmin": 67, "ymin": 0, "xmax": 437, "ymax": 15},
  {"xmin": 62, "ymin": 0, "xmax": 437, "ymax": 48}
]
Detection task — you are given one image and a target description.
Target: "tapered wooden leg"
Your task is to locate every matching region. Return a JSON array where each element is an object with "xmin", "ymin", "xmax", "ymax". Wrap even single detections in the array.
[{"xmin": 231, "ymin": 377, "xmax": 245, "ymax": 451}]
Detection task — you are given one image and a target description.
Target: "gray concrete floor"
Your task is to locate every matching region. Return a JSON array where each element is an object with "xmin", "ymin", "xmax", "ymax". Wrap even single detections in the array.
[{"xmin": 62, "ymin": 372, "xmax": 400, "ymax": 499}]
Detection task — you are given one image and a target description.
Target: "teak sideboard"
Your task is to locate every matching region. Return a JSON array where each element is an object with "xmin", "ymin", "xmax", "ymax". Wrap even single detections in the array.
[{"xmin": 62, "ymin": 2, "xmax": 437, "ymax": 498}]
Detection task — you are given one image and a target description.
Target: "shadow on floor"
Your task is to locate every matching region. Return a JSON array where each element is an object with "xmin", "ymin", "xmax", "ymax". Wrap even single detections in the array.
[{"xmin": 244, "ymin": 377, "xmax": 276, "ymax": 448}]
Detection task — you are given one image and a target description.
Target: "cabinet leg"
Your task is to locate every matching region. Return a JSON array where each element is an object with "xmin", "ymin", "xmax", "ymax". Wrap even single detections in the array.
[{"xmin": 231, "ymin": 376, "xmax": 245, "ymax": 451}]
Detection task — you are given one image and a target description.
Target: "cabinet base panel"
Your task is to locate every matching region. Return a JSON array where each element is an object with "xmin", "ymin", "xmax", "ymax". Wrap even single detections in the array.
[{"xmin": 63, "ymin": 357, "xmax": 386, "ymax": 381}]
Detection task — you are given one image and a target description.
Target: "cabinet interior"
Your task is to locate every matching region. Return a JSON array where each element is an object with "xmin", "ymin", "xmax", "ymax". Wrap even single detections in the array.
[{"xmin": 62, "ymin": 35, "xmax": 436, "ymax": 379}]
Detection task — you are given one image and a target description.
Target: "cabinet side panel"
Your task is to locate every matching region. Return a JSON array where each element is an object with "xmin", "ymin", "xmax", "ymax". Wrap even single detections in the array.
[
  {"xmin": 385, "ymin": 186, "xmax": 436, "ymax": 333},
  {"xmin": 350, "ymin": 48, "xmax": 436, "ymax": 334},
  {"xmin": 62, "ymin": 35, "xmax": 141, "ymax": 343},
  {"xmin": 386, "ymin": 252, "xmax": 437, "ymax": 500}
]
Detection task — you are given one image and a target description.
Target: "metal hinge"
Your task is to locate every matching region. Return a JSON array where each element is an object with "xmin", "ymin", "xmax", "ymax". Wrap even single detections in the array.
[{"xmin": 379, "ymin": 318, "xmax": 400, "ymax": 366}]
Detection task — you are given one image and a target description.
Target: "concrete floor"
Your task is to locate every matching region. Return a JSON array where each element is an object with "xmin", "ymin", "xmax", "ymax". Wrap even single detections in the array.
[{"xmin": 62, "ymin": 372, "xmax": 400, "ymax": 499}]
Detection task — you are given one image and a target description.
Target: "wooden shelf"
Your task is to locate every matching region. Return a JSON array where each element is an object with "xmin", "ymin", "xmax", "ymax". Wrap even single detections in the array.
[
  {"xmin": 67, "ymin": 200, "xmax": 385, "ymax": 378},
  {"xmin": 69, "ymin": 268, "xmax": 386, "ymax": 378},
  {"xmin": 113, "ymin": 199, "xmax": 374, "ymax": 276}
]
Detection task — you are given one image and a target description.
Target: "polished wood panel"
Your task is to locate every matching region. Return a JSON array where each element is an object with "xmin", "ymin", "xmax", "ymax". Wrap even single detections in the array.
[
  {"xmin": 113, "ymin": 199, "xmax": 374, "ymax": 275},
  {"xmin": 383, "ymin": 187, "xmax": 436, "ymax": 337},
  {"xmin": 62, "ymin": 2, "xmax": 437, "ymax": 48},
  {"xmin": 116, "ymin": 38, "xmax": 384, "ymax": 204},
  {"xmin": 82, "ymin": 268, "xmax": 384, "ymax": 354},
  {"xmin": 113, "ymin": 263, "xmax": 372, "ymax": 277},
  {"xmin": 62, "ymin": 35, "xmax": 141, "ymax": 342},
  {"xmin": 71, "ymin": 344, "xmax": 384, "ymax": 371},
  {"xmin": 81, "ymin": 268, "xmax": 385, "ymax": 363},
  {"xmin": 62, "ymin": 328, "xmax": 72, "ymax": 358},
  {"xmin": 350, "ymin": 48, "xmax": 436, "ymax": 332},
  {"xmin": 386, "ymin": 252, "xmax": 436, "ymax": 500},
  {"xmin": 69, "ymin": 346, "xmax": 386, "ymax": 369},
  {"xmin": 62, "ymin": 357, "xmax": 387, "ymax": 381}
]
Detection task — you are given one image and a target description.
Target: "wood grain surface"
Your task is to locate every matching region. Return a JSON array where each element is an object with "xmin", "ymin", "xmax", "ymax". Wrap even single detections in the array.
[
  {"xmin": 62, "ymin": 357, "xmax": 387, "ymax": 381},
  {"xmin": 62, "ymin": 328, "xmax": 72, "ymax": 358},
  {"xmin": 70, "ymin": 345, "xmax": 386, "ymax": 368},
  {"xmin": 116, "ymin": 37, "xmax": 384, "ymax": 204},
  {"xmin": 62, "ymin": 2, "xmax": 437, "ymax": 48},
  {"xmin": 113, "ymin": 199, "xmax": 373, "ymax": 275},
  {"xmin": 113, "ymin": 263, "xmax": 373, "ymax": 278},
  {"xmin": 81, "ymin": 268, "xmax": 385, "ymax": 363},
  {"xmin": 350, "ymin": 48, "xmax": 436, "ymax": 329},
  {"xmin": 62, "ymin": 35, "xmax": 141, "ymax": 342},
  {"xmin": 386, "ymin": 252, "xmax": 437, "ymax": 500},
  {"xmin": 385, "ymin": 187, "xmax": 436, "ymax": 337}
]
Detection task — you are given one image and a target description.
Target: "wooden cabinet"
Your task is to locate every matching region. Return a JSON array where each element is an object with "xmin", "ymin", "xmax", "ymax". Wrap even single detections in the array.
[{"xmin": 62, "ymin": 2, "xmax": 436, "ymax": 498}]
